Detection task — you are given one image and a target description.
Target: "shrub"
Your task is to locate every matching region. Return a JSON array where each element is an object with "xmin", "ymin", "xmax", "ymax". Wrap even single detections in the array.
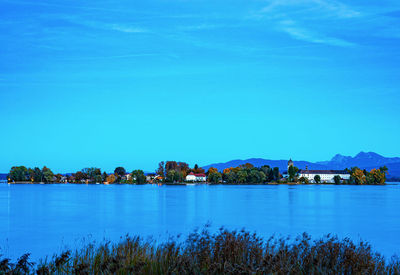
[{"xmin": 1, "ymin": 229, "xmax": 399, "ymax": 274}]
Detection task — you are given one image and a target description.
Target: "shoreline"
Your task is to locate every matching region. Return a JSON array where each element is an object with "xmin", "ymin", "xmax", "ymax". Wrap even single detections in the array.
[{"xmin": 4, "ymin": 181, "xmax": 389, "ymax": 186}]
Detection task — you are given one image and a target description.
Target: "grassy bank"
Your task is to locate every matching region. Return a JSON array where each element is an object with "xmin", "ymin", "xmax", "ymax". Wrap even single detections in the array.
[{"xmin": 1, "ymin": 229, "xmax": 399, "ymax": 274}]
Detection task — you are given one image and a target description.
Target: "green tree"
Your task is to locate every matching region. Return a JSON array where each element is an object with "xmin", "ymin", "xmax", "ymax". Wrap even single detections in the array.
[
  {"xmin": 132, "ymin": 170, "xmax": 147, "ymax": 184},
  {"xmin": 166, "ymin": 170, "xmax": 183, "ymax": 183},
  {"xmin": 225, "ymin": 171, "xmax": 237, "ymax": 184},
  {"xmin": 208, "ymin": 172, "xmax": 222, "ymax": 184},
  {"xmin": 314, "ymin": 175, "xmax": 321, "ymax": 184},
  {"xmin": 42, "ymin": 166, "xmax": 54, "ymax": 183},
  {"xmin": 273, "ymin": 167, "xmax": 280, "ymax": 181},
  {"xmin": 248, "ymin": 170, "xmax": 266, "ymax": 183},
  {"xmin": 9, "ymin": 166, "xmax": 28, "ymax": 182},
  {"xmin": 333, "ymin": 175, "xmax": 341, "ymax": 185},
  {"xmin": 102, "ymin": 172, "xmax": 108, "ymax": 182},
  {"xmin": 379, "ymin": 166, "xmax": 388, "ymax": 175},
  {"xmin": 261, "ymin": 165, "xmax": 273, "ymax": 182},
  {"xmin": 114, "ymin": 167, "xmax": 126, "ymax": 177},
  {"xmin": 94, "ymin": 175, "xmax": 103, "ymax": 183},
  {"xmin": 82, "ymin": 168, "xmax": 102, "ymax": 183},
  {"xmin": 299, "ymin": 176, "xmax": 309, "ymax": 184},
  {"xmin": 288, "ymin": 166, "xmax": 299, "ymax": 182},
  {"xmin": 237, "ymin": 170, "xmax": 248, "ymax": 183},
  {"xmin": 29, "ymin": 167, "xmax": 42, "ymax": 182}
]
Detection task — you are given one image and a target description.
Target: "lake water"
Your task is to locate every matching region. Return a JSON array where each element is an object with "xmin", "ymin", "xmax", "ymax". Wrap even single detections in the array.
[{"xmin": 1, "ymin": 183, "xmax": 400, "ymax": 261}]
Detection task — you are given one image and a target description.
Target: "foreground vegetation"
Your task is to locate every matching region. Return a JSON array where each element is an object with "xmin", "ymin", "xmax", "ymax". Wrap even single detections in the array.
[{"xmin": 1, "ymin": 229, "xmax": 399, "ymax": 274}]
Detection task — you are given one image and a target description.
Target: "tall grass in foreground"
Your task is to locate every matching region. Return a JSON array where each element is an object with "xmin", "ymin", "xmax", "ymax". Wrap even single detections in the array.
[{"xmin": 1, "ymin": 228, "xmax": 399, "ymax": 274}]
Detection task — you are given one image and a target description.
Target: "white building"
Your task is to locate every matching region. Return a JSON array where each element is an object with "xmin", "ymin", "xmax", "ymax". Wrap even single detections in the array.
[
  {"xmin": 186, "ymin": 172, "xmax": 196, "ymax": 181},
  {"xmin": 185, "ymin": 172, "xmax": 207, "ymax": 182},
  {"xmin": 195, "ymin": 173, "xmax": 207, "ymax": 182},
  {"xmin": 299, "ymin": 169, "xmax": 350, "ymax": 183}
]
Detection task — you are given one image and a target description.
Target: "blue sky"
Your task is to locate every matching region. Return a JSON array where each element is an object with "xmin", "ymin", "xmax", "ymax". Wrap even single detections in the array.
[{"xmin": 0, "ymin": 0, "xmax": 399, "ymax": 173}]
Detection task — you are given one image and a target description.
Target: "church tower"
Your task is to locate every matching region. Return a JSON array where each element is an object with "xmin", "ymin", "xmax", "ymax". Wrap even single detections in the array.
[{"xmin": 287, "ymin": 159, "xmax": 293, "ymax": 171}]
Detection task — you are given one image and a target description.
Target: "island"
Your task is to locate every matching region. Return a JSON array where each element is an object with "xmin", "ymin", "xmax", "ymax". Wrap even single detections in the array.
[{"xmin": 6, "ymin": 159, "xmax": 388, "ymax": 185}]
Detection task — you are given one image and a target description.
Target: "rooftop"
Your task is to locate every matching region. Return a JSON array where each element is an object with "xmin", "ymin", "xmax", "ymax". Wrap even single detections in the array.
[{"xmin": 299, "ymin": 170, "xmax": 349, "ymax": 175}]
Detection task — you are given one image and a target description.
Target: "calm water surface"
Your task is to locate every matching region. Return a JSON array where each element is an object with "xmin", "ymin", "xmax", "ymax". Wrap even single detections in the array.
[{"xmin": 1, "ymin": 183, "xmax": 400, "ymax": 260}]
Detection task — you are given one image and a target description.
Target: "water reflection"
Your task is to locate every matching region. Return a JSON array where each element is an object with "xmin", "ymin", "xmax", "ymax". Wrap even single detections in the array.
[{"xmin": 0, "ymin": 183, "xmax": 399, "ymax": 260}]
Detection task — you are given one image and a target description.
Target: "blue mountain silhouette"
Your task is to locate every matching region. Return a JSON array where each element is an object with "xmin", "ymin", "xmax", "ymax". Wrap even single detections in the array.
[{"xmin": 202, "ymin": 152, "xmax": 400, "ymax": 179}]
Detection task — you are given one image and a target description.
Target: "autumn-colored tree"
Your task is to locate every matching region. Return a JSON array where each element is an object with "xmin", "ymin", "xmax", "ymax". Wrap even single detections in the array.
[
  {"xmin": 106, "ymin": 174, "xmax": 116, "ymax": 184},
  {"xmin": 368, "ymin": 168, "xmax": 386, "ymax": 185},
  {"xmin": 225, "ymin": 167, "xmax": 240, "ymax": 174},
  {"xmin": 241, "ymin": 163, "xmax": 254, "ymax": 170},
  {"xmin": 156, "ymin": 161, "xmax": 165, "ymax": 178},
  {"xmin": 193, "ymin": 164, "xmax": 205, "ymax": 174},
  {"xmin": 223, "ymin": 168, "xmax": 232, "ymax": 174},
  {"xmin": 207, "ymin": 167, "xmax": 218, "ymax": 175},
  {"xmin": 165, "ymin": 161, "xmax": 178, "ymax": 173},
  {"xmin": 177, "ymin": 162, "xmax": 189, "ymax": 177},
  {"xmin": 351, "ymin": 168, "xmax": 366, "ymax": 185}
]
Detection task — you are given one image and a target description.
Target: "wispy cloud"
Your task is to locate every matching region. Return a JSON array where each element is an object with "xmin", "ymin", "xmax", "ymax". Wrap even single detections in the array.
[
  {"xmin": 66, "ymin": 18, "xmax": 149, "ymax": 34},
  {"xmin": 278, "ymin": 19, "xmax": 355, "ymax": 47},
  {"xmin": 254, "ymin": 0, "xmax": 360, "ymax": 46},
  {"xmin": 106, "ymin": 24, "xmax": 147, "ymax": 34},
  {"xmin": 57, "ymin": 53, "xmax": 179, "ymax": 61},
  {"xmin": 260, "ymin": 0, "xmax": 361, "ymax": 19}
]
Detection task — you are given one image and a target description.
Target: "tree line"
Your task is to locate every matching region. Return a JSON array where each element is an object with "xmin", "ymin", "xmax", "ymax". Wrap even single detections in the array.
[
  {"xmin": 284, "ymin": 165, "xmax": 388, "ymax": 185},
  {"xmin": 346, "ymin": 166, "xmax": 388, "ymax": 185},
  {"xmin": 155, "ymin": 161, "xmax": 205, "ymax": 183},
  {"xmin": 207, "ymin": 163, "xmax": 281, "ymax": 184},
  {"xmin": 8, "ymin": 166, "xmax": 147, "ymax": 184},
  {"xmin": 7, "ymin": 163, "xmax": 389, "ymax": 185}
]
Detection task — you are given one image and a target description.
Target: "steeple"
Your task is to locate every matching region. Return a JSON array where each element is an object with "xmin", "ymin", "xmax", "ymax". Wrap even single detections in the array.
[{"xmin": 287, "ymin": 159, "xmax": 294, "ymax": 171}]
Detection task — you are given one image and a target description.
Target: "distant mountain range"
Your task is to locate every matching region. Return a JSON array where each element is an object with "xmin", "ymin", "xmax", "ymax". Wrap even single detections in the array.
[
  {"xmin": 0, "ymin": 173, "xmax": 7, "ymax": 181},
  {"xmin": 202, "ymin": 152, "xmax": 400, "ymax": 179}
]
